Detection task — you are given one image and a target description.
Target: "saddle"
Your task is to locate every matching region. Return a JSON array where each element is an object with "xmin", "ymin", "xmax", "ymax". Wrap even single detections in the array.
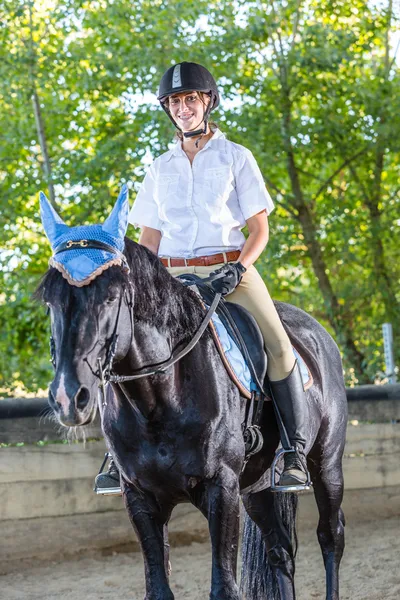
[
  {"xmin": 178, "ymin": 274, "xmax": 268, "ymax": 399},
  {"xmin": 178, "ymin": 274, "xmax": 313, "ymax": 401}
]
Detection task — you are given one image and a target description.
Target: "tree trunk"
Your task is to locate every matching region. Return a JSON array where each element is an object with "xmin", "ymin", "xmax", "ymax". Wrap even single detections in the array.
[
  {"xmin": 367, "ymin": 0, "xmax": 398, "ymax": 329},
  {"xmin": 31, "ymin": 87, "xmax": 57, "ymax": 208},
  {"xmin": 359, "ymin": 0, "xmax": 398, "ymax": 335},
  {"xmin": 367, "ymin": 156, "xmax": 399, "ymax": 328},
  {"xmin": 26, "ymin": 2, "xmax": 57, "ymax": 208},
  {"xmin": 279, "ymin": 84, "xmax": 368, "ymax": 381}
]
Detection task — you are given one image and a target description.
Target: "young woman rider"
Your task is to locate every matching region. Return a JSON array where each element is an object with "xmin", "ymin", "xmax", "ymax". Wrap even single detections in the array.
[{"xmin": 95, "ymin": 62, "xmax": 309, "ymax": 494}]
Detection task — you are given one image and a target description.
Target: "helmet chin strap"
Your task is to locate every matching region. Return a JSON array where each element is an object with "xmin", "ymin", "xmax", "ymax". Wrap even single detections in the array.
[
  {"xmin": 184, "ymin": 121, "xmax": 207, "ymax": 148},
  {"xmin": 183, "ymin": 115, "xmax": 207, "ymax": 138}
]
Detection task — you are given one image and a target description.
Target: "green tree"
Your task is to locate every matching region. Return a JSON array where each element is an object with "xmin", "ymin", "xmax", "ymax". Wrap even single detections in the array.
[
  {"xmin": 211, "ymin": 0, "xmax": 399, "ymax": 381},
  {"xmin": 0, "ymin": 0, "xmax": 398, "ymax": 393}
]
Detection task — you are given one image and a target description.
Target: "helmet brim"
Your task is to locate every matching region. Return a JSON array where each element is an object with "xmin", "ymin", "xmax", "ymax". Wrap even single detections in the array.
[{"xmin": 158, "ymin": 88, "xmax": 219, "ymax": 110}]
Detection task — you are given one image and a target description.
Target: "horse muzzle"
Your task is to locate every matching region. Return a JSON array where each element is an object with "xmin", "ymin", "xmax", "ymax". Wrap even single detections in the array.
[{"xmin": 48, "ymin": 374, "xmax": 97, "ymax": 426}]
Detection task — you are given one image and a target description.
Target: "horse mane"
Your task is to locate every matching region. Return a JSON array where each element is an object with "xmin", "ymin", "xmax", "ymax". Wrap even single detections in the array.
[{"xmin": 35, "ymin": 237, "xmax": 204, "ymax": 339}]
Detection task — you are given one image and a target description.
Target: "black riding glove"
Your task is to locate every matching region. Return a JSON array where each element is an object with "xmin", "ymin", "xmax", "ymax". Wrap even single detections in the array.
[{"xmin": 210, "ymin": 262, "xmax": 247, "ymax": 296}]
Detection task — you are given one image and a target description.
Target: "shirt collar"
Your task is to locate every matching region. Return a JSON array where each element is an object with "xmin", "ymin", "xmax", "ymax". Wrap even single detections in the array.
[{"xmin": 168, "ymin": 128, "xmax": 226, "ymax": 160}]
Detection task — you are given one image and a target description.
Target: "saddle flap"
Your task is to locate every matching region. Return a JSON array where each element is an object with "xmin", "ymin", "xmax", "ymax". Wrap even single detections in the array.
[{"xmin": 224, "ymin": 302, "xmax": 268, "ymax": 386}]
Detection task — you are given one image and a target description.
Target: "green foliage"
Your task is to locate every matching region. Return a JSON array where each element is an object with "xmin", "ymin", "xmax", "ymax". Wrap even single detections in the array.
[{"xmin": 0, "ymin": 0, "xmax": 399, "ymax": 393}]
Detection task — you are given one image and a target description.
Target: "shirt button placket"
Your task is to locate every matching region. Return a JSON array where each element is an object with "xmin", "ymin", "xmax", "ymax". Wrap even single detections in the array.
[{"xmin": 187, "ymin": 159, "xmax": 198, "ymax": 256}]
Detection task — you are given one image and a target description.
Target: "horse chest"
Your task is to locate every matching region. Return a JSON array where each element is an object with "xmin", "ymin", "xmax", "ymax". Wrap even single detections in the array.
[
  {"xmin": 138, "ymin": 431, "xmax": 207, "ymax": 470},
  {"xmin": 113, "ymin": 420, "xmax": 222, "ymax": 488},
  {"xmin": 106, "ymin": 392, "xmax": 242, "ymax": 490}
]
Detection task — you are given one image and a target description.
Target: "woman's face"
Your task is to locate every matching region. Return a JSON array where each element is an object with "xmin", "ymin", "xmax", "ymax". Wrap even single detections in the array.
[{"xmin": 167, "ymin": 91, "xmax": 210, "ymax": 132}]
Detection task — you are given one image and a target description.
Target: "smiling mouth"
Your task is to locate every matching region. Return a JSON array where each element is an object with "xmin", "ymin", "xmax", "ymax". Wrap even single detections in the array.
[{"xmin": 178, "ymin": 114, "xmax": 194, "ymax": 120}]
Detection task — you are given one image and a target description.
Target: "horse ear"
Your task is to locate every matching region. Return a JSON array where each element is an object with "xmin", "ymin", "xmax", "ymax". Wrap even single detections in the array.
[
  {"xmin": 39, "ymin": 191, "xmax": 69, "ymax": 248},
  {"xmin": 102, "ymin": 184, "xmax": 130, "ymax": 240}
]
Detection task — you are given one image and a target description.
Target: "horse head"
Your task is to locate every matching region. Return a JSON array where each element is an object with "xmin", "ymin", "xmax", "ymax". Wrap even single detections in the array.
[{"xmin": 37, "ymin": 187, "xmax": 133, "ymax": 427}]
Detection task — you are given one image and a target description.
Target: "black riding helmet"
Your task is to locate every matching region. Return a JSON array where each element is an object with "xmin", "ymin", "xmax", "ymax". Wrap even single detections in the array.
[{"xmin": 157, "ymin": 62, "xmax": 220, "ymax": 139}]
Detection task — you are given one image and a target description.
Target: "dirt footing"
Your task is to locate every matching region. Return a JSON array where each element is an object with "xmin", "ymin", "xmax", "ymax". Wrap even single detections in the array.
[{"xmin": 1, "ymin": 486, "xmax": 399, "ymax": 576}]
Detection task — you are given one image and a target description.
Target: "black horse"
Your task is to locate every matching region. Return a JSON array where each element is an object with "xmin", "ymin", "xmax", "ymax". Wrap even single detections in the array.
[{"xmin": 37, "ymin": 197, "xmax": 347, "ymax": 600}]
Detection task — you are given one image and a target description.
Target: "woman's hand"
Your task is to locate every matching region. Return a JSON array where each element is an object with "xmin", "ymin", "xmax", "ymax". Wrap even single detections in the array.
[{"xmin": 210, "ymin": 262, "xmax": 247, "ymax": 296}]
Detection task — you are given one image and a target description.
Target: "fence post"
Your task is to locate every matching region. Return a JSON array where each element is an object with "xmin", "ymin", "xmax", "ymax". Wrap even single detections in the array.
[{"xmin": 383, "ymin": 323, "xmax": 397, "ymax": 384}]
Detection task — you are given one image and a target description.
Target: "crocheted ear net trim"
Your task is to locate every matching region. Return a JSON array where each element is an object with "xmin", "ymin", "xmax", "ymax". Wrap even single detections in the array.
[{"xmin": 49, "ymin": 257, "xmax": 124, "ymax": 287}]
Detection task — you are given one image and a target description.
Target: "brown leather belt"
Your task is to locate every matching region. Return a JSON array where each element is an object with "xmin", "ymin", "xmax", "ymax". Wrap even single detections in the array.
[{"xmin": 161, "ymin": 250, "xmax": 241, "ymax": 268}]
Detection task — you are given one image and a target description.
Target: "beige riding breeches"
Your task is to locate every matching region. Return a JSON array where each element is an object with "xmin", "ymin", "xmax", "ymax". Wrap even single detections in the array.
[{"xmin": 167, "ymin": 264, "xmax": 295, "ymax": 381}]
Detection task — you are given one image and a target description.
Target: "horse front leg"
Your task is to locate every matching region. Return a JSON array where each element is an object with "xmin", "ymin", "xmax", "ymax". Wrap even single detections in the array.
[
  {"xmin": 122, "ymin": 480, "xmax": 174, "ymax": 600},
  {"xmin": 197, "ymin": 466, "xmax": 241, "ymax": 600}
]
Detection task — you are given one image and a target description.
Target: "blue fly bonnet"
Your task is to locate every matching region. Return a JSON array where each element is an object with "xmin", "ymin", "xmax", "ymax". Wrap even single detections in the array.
[{"xmin": 40, "ymin": 186, "xmax": 130, "ymax": 287}]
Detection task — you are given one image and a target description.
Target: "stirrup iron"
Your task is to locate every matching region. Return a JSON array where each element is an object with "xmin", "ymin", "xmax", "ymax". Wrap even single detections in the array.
[
  {"xmin": 270, "ymin": 447, "xmax": 312, "ymax": 493},
  {"xmin": 94, "ymin": 452, "xmax": 122, "ymax": 496}
]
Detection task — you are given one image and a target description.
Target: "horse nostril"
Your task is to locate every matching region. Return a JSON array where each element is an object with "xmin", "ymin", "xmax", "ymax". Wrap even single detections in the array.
[{"xmin": 75, "ymin": 386, "xmax": 90, "ymax": 410}]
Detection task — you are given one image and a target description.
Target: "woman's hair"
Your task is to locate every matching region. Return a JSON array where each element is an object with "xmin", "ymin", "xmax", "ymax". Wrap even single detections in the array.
[{"xmin": 164, "ymin": 91, "xmax": 219, "ymax": 141}]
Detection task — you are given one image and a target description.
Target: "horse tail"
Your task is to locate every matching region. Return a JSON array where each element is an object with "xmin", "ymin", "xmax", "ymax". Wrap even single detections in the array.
[{"xmin": 240, "ymin": 493, "xmax": 298, "ymax": 599}]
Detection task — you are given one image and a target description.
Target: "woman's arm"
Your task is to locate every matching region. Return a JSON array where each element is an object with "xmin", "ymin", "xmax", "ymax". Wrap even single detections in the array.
[
  {"xmin": 238, "ymin": 209, "xmax": 269, "ymax": 269},
  {"xmin": 138, "ymin": 226, "xmax": 162, "ymax": 255}
]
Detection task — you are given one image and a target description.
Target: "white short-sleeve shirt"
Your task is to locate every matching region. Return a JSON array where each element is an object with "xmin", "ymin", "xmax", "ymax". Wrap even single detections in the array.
[{"xmin": 128, "ymin": 128, "xmax": 274, "ymax": 258}]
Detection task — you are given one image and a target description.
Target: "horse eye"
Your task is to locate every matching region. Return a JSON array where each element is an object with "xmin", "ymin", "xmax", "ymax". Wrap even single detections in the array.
[{"xmin": 106, "ymin": 296, "xmax": 118, "ymax": 305}]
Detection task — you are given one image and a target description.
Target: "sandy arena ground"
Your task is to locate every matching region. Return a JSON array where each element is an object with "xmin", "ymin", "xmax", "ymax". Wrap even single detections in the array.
[{"xmin": 1, "ymin": 490, "xmax": 400, "ymax": 600}]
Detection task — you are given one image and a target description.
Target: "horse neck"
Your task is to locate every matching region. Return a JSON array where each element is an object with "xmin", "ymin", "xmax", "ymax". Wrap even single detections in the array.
[
  {"xmin": 111, "ymin": 253, "xmax": 204, "ymax": 416},
  {"xmin": 113, "ymin": 313, "xmax": 194, "ymax": 418},
  {"xmin": 110, "ymin": 322, "xmax": 174, "ymax": 418}
]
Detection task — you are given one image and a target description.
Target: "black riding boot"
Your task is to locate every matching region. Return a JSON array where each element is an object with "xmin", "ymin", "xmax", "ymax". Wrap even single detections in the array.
[
  {"xmin": 94, "ymin": 454, "xmax": 122, "ymax": 496},
  {"xmin": 269, "ymin": 360, "xmax": 310, "ymax": 490}
]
